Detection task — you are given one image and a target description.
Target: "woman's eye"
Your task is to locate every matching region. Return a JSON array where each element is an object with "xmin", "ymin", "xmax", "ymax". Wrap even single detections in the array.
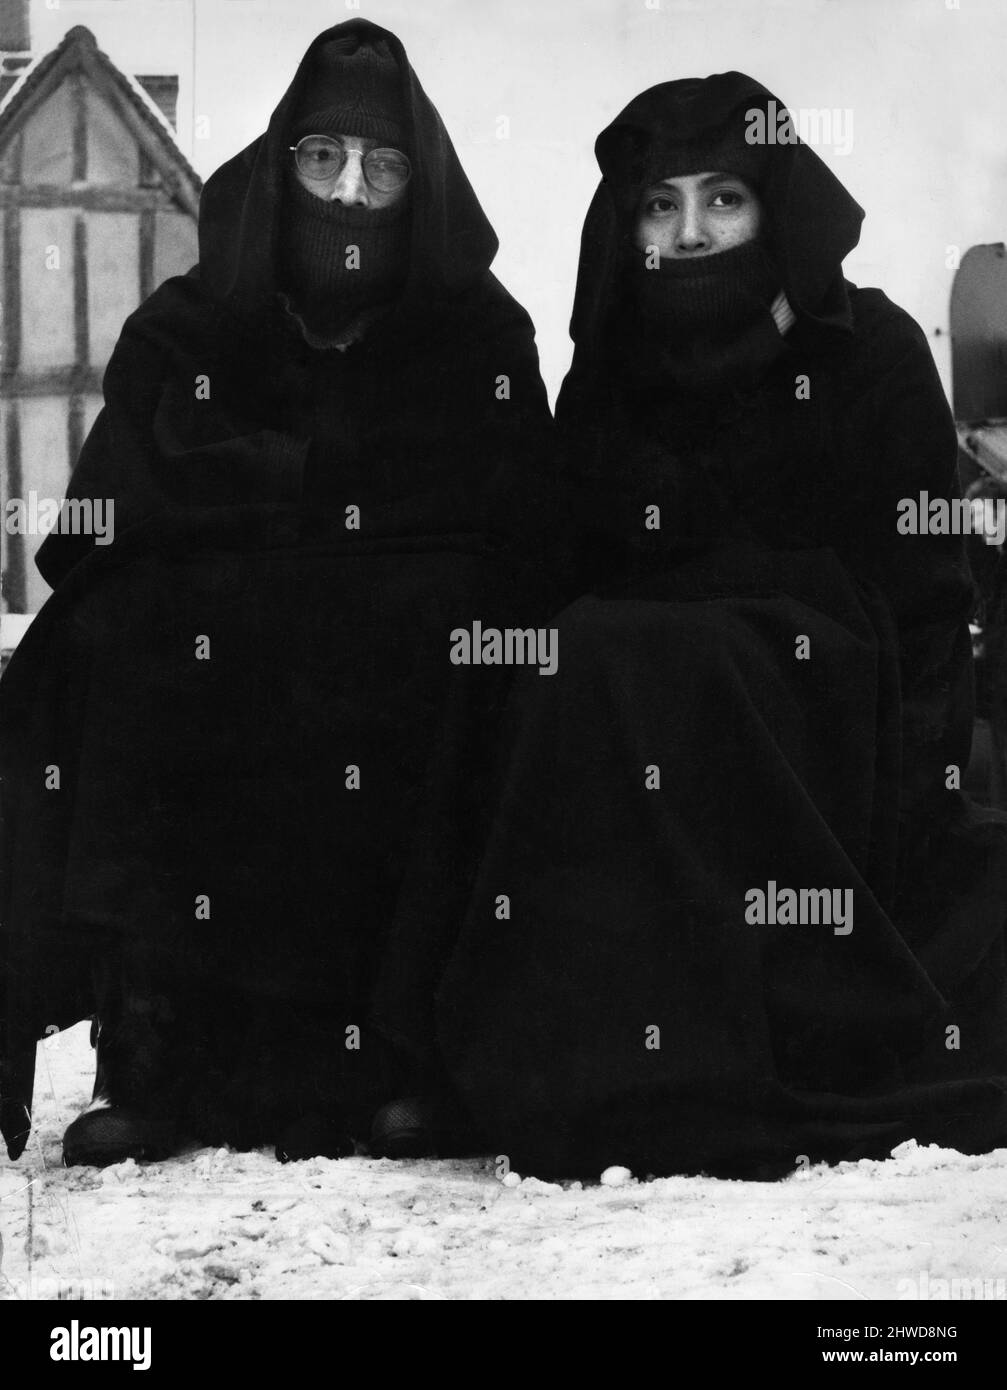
[
  {"xmin": 646, "ymin": 196, "xmax": 676, "ymax": 215},
  {"xmin": 710, "ymin": 191, "xmax": 742, "ymax": 208}
]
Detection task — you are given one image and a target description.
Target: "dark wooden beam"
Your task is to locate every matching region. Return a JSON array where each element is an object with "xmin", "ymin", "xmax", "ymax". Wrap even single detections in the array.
[
  {"xmin": 0, "ymin": 128, "xmax": 24, "ymax": 185},
  {"xmin": 71, "ymin": 70, "xmax": 88, "ymax": 183},
  {"xmin": 0, "ymin": 184, "xmax": 176, "ymax": 212},
  {"xmin": 0, "ymin": 365, "xmax": 104, "ymax": 395},
  {"xmin": 72, "ymin": 215, "xmax": 88, "ymax": 367},
  {"xmin": 1, "ymin": 126, "xmax": 22, "ymax": 374},
  {"xmin": 2, "ymin": 402, "xmax": 27, "ymax": 614},
  {"xmin": 67, "ymin": 392, "xmax": 85, "ymax": 477},
  {"xmin": 139, "ymin": 205, "xmax": 155, "ymax": 303},
  {"xmin": 2, "ymin": 205, "xmax": 21, "ymax": 372}
]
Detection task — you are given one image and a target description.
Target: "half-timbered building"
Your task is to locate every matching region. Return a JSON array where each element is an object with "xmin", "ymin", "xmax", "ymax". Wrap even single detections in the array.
[{"xmin": 1, "ymin": 19, "xmax": 200, "ymax": 627}]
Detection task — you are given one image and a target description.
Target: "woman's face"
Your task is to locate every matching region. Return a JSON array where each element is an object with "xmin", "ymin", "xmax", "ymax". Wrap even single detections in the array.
[
  {"xmin": 633, "ymin": 172, "xmax": 762, "ymax": 259},
  {"xmin": 293, "ymin": 133, "xmax": 410, "ymax": 211}
]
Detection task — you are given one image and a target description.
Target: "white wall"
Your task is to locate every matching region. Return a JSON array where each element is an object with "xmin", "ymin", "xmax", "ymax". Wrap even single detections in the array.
[{"xmin": 26, "ymin": 0, "xmax": 1007, "ymax": 403}]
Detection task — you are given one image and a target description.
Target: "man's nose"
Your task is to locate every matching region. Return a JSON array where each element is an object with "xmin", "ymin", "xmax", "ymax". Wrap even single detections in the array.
[
  {"xmin": 329, "ymin": 150, "xmax": 369, "ymax": 206},
  {"xmin": 676, "ymin": 203, "xmax": 710, "ymax": 254}
]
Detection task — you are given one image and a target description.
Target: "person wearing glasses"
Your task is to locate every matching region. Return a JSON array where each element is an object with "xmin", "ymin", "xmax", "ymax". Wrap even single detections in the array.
[
  {"xmin": 280, "ymin": 49, "xmax": 413, "ymax": 349},
  {"xmin": 0, "ymin": 21, "xmax": 553, "ymax": 1167}
]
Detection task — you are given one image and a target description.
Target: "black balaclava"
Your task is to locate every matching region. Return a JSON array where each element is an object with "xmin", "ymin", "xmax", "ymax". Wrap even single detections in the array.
[
  {"xmin": 278, "ymin": 33, "xmax": 412, "ymax": 343},
  {"xmin": 558, "ymin": 73, "xmax": 865, "ymax": 409}
]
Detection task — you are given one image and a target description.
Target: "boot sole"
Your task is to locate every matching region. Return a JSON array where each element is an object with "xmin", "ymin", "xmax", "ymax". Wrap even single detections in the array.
[{"xmin": 62, "ymin": 1109, "xmax": 178, "ymax": 1167}]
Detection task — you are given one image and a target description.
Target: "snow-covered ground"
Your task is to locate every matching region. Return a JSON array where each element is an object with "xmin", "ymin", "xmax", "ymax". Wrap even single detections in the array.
[{"xmin": 1, "ymin": 1021, "xmax": 1005, "ymax": 1301}]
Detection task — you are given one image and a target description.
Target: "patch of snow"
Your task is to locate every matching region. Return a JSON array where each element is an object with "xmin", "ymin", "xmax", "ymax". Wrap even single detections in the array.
[
  {"xmin": 600, "ymin": 1166, "xmax": 634, "ymax": 1188},
  {"xmin": 1, "ymin": 1021, "xmax": 1006, "ymax": 1300}
]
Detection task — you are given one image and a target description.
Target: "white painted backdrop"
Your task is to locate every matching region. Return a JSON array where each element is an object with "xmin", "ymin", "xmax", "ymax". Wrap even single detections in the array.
[{"xmin": 26, "ymin": 0, "xmax": 1007, "ymax": 402}]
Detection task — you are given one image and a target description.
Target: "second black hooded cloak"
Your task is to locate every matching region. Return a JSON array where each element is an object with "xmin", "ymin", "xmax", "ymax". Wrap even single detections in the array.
[{"xmin": 435, "ymin": 74, "xmax": 1007, "ymax": 1180}]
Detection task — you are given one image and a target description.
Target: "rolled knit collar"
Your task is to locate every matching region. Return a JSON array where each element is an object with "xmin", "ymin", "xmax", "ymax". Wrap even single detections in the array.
[
  {"xmin": 625, "ymin": 238, "xmax": 779, "ymax": 331},
  {"xmin": 613, "ymin": 237, "xmax": 794, "ymax": 392}
]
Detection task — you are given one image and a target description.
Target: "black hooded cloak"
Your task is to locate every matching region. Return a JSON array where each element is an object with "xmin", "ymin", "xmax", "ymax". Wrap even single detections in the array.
[
  {"xmin": 0, "ymin": 19, "xmax": 553, "ymax": 1158},
  {"xmin": 435, "ymin": 74, "xmax": 1007, "ymax": 1179}
]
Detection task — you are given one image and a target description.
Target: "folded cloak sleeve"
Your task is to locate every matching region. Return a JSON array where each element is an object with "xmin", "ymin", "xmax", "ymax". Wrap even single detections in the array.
[
  {"xmin": 852, "ymin": 323, "xmax": 977, "ymax": 855},
  {"xmin": 34, "ymin": 314, "xmax": 168, "ymax": 590},
  {"xmin": 35, "ymin": 283, "xmax": 309, "ymax": 592}
]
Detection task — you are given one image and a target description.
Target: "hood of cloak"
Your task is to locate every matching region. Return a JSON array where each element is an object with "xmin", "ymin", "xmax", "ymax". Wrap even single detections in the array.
[
  {"xmin": 560, "ymin": 71, "xmax": 865, "ymax": 400},
  {"xmin": 196, "ymin": 18, "xmax": 499, "ymax": 332}
]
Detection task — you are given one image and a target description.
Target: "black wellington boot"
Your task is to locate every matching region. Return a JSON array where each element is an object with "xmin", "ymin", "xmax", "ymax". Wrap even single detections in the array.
[
  {"xmin": 62, "ymin": 1105, "xmax": 179, "ymax": 1166},
  {"xmin": 369, "ymin": 1096, "xmax": 436, "ymax": 1159},
  {"xmin": 62, "ymin": 998, "xmax": 182, "ymax": 1167}
]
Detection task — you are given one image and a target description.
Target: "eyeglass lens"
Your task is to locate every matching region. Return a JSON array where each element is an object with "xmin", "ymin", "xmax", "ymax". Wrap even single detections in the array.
[{"xmin": 294, "ymin": 136, "xmax": 411, "ymax": 192}]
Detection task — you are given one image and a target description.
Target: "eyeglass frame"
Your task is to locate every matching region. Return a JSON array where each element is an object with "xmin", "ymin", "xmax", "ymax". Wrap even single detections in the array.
[{"xmin": 287, "ymin": 134, "xmax": 412, "ymax": 193}]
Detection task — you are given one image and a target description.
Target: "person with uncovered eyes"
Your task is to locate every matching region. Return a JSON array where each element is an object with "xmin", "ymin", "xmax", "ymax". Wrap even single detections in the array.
[{"xmin": 435, "ymin": 73, "xmax": 1007, "ymax": 1181}]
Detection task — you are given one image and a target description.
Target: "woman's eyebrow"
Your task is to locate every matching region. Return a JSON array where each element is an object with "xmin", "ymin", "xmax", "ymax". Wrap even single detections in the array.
[
  {"xmin": 649, "ymin": 173, "xmax": 745, "ymax": 190},
  {"xmin": 696, "ymin": 172, "xmax": 746, "ymax": 187}
]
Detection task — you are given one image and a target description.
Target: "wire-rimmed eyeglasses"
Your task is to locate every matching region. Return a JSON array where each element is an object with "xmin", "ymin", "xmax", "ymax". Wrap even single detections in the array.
[{"xmin": 289, "ymin": 135, "xmax": 412, "ymax": 193}]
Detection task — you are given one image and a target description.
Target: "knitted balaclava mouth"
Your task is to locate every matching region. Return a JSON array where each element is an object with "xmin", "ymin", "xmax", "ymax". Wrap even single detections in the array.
[{"xmin": 278, "ymin": 34, "xmax": 411, "ymax": 340}]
